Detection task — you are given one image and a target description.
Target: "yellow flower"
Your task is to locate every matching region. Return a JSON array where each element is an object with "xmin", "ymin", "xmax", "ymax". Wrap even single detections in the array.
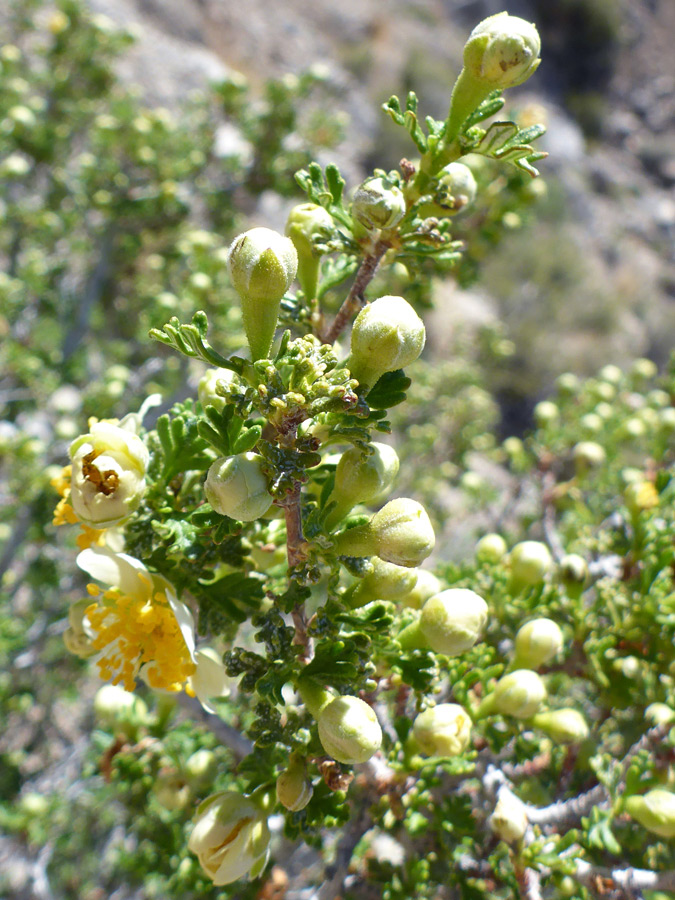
[{"xmin": 77, "ymin": 548, "xmax": 196, "ymax": 693}]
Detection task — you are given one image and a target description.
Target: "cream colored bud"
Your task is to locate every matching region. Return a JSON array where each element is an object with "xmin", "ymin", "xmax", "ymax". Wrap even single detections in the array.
[
  {"xmin": 69, "ymin": 422, "xmax": 149, "ymax": 528},
  {"xmin": 352, "ymin": 176, "xmax": 406, "ymax": 231},
  {"xmin": 534, "ymin": 400, "xmax": 559, "ymax": 427},
  {"xmin": 400, "ymin": 569, "xmax": 442, "ymax": 609},
  {"xmin": 227, "ymin": 227, "xmax": 297, "ymax": 360},
  {"xmin": 317, "ymin": 696, "xmax": 382, "ymax": 765},
  {"xmin": 490, "ymin": 791, "xmax": 528, "ymax": 843},
  {"xmin": 531, "ymin": 709, "xmax": 589, "ymax": 743},
  {"xmin": 205, "ymin": 453, "xmax": 273, "ymax": 522},
  {"xmin": 513, "ymin": 618, "xmax": 563, "ymax": 669},
  {"xmin": 645, "ymin": 704, "xmax": 675, "ymax": 726},
  {"xmin": 348, "ymin": 557, "xmax": 418, "ymax": 608},
  {"xmin": 509, "ymin": 541, "xmax": 553, "ymax": 590},
  {"xmin": 349, "ymin": 296, "xmax": 425, "ymax": 389},
  {"xmin": 412, "ymin": 703, "xmax": 472, "ymax": 757},
  {"xmin": 479, "ymin": 670, "xmax": 547, "ymax": 720},
  {"xmin": 476, "ymin": 533, "xmax": 507, "ymax": 564},
  {"xmin": 276, "ymin": 761, "xmax": 313, "ymax": 811},
  {"xmin": 463, "ymin": 13, "xmax": 541, "ymax": 88},
  {"xmin": 188, "ymin": 791, "xmax": 271, "ymax": 885},
  {"xmin": 418, "ymin": 589, "xmax": 488, "ymax": 656},
  {"xmin": 185, "ymin": 749, "xmax": 218, "ymax": 787},
  {"xmin": 625, "ymin": 790, "xmax": 675, "ymax": 839},
  {"xmin": 573, "ymin": 441, "xmax": 606, "ymax": 474},
  {"xmin": 326, "ymin": 442, "xmax": 399, "ymax": 526}
]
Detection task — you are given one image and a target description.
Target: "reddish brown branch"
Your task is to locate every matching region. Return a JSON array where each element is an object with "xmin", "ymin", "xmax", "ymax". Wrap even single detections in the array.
[{"xmin": 321, "ymin": 239, "xmax": 390, "ymax": 344}]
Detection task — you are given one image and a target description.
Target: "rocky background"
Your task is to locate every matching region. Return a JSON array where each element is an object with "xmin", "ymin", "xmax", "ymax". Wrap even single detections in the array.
[{"xmin": 85, "ymin": 0, "xmax": 675, "ymax": 428}]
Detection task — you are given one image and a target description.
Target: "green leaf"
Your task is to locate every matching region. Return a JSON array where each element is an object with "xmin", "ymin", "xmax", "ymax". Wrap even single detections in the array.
[
  {"xmin": 150, "ymin": 311, "xmax": 244, "ymax": 372},
  {"xmin": 366, "ymin": 369, "xmax": 411, "ymax": 409}
]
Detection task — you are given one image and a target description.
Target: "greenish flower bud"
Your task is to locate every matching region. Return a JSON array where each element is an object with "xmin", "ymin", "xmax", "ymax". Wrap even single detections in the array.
[
  {"xmin": 325, "ymin": 442, "xmax": 400, "ymax": 527},
  {"xmin": 513, "ymin": 618, "xmax": 563, "ymax": 669},
  {"xmin": 155, "ymin": 770, "xmax": 191, "ymax": 811},
  {"xmin": 489, "ymin": 791, "xmax": 528, "ymax": 843},
  {"xmin": 558, "ymin": 553, "xmax": 589, "ymax": 599},
  {"xmin": 464, "ymin": 13, "xmax": 541, "ymax": 88},
  {"xmin": 348, "ymin": 296, "xmax": 425, "ymax": 389},
  {"xmin": 400, "ymin": 568, "xmax": 441, "ymax": 610},
  {"xmin": 625, "ymin": 790, "xmax": 675, "ymax": 839},
  {"xmin": 63, "ymin": 598, "xmax": 97, "ymax": 658},
  {"xmin": 509, "ymin": 541, "xmax": 553, "ymax": 591},
  {"xmin": 476, "ymin": 533, "xmax": 507, "ymax": 564},
  {"xmin": 285, "ymin": 202, "xmax": 333, "ymax": 300},
  {"xmin": 631, "ymin": 358, "xmax": 658, "ymax": 381},
  {"xmin": 660, "ymin": 408, "xmax": 675, "ymax": 432},
  {"xmin": 347, "ymin": 557, "xmax": 418, "ymax": 608},
  {"xmin": 334, "ymin": 498, "xmax": 435, "ymax": 567},
  {"xmin": 352, "ymin": 175, "xmax": 406, "ymax": 232},
  {"xmin": 188, "ymin": 791, "xmax": 271, "ymax": 885},
  {"xmin": 412, "ymin": 703, "xmax": 472, "ymax": 757},
  {"xmin": 276, "ymin": 759, "xmax": 313, "ymax": 811},
  {"xmin": 531, "ymin": 709, "xmax": 589, "ymax": 743},
  {"xmin": 646, "ymin": 704, "xmax": 675, "ymax": 726},
  {"xmin": 556, "ymin": 372, "xmax": 580, "ymax": 396},
  {"xmin": 573, "ymin": 441, "xmax": 607, "ymax": 477},
  {"xmin": 418, "ymin": 162, "xmax": 477, "ymax": 218},
  {"xmin": 478, "ymin": 670, "xmax": 547, "ymax": 720},
  {"xmin": 205, "ymin": 453, "xmax": 273, "ymax": 522},
  {"xmin": 0, "ymin": 153, "xmax": 30, "ymax": 178},
  {"xmin": 93, "ymin": 684, "xmax": 149, "ymax": 738},
  {"xmin": 580, "ymin": 413, "xmax": 603, "ymax": 434},
  {"xmin": 533, "ymin": 400, "xmax": 559, "ymax": 427},
  {"xmin": 599, "ymin": 364, "xmax": 622, "ymax": 385},
  {"xmin": 198, "ymin": 367, "xmax": 235, "ymax": 413},
  {"xmin": 399, "ymin": 588, "xmax": 487, "ymax": 655},
  {"xmin": 227, "ymin": 227, "xmax": 298, "ymax": 360},
  {"xmin": 317, "ymin": 696, "xmax": 383, "ymax": 765},
  {"xmin": 185, "ymin": 749, "xmax": 218, "ymax": 788}
]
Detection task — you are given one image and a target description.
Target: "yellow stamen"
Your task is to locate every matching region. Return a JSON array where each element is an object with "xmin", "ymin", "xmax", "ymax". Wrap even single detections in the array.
[
  {"xmin": 85, "ymin": 589, "xmax": 195, "ymax": 692},
  {"xmin": 86, "ymin": 583, "xmax": 101, "ymax": 597},
  {"xmin": 77, "ymin": 525, "xmax": 107, "ymax": 551},
  {"xmin": 53, "ymin": 498, "xmax": 79, "ymax": 526},
  {"xmin": 50, "ymin": 465, "xmax": 72, "ymax": 498}
]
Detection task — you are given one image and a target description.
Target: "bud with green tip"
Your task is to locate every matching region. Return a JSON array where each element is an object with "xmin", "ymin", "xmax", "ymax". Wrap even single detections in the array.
[
  {"xmin": 276, "ymin": 758, "xmax": 313, "ymax": 811},
  {"xmin": 489, "ymin": 790, "xmax": 528, "ymax": 843},
  {"xmin": 412, "ymin": 703, "xmax": 472, "ymax": 757},
  {"xmin": 509, "ymin": 541, "xmax": 553, "ymax": 592},
  {"xmin": 513, "ymin": 618, "xmax": 563, "ymax": 669},
  {"xmin": 348, "ymin": 296, "xmax": 425, "ymax": 390},
  {"xmin": 345, "ymin": 557, "xmax": 418, "ymax": 609},
  {"xmin": 398, "ymin": 588, "xmax": 488, "ymax": 656},
  {"xmin": 400, "ymin": 568, "xmax": 442, "ymax": 610},
  {"xmin": 285, "ymin": 202, "xmax": 333, "ymax": 300},
  {"xmin": 63, "ymin": 598, "xmax": 97, "ymax": 658},
  {"xmin": 531, "ymin": 709, "xmax": 589, "ymax": 743},
  {"xmin": 625, "ymin": 790, "xmax": 675, "ymax": 839},
  {"xmin": 477, "ymin": 670, "xmax": 547, "ymax": 720},
  {"xmin": 476, "ymin": 533, "xmax": 507, "ymax": 564},
  {"xmin": 334, "ymin": 498, "xmax": 435, "ymax": 567},
  {"xmin": 352, "ymin": 175, "xmax": 406, "ymax": 232},
  {"xmin": 325, "ymin": 442, "xmax": 400, "ymax": 527},
  {"xmin": 227, "ymin": 227, "xmax": 298, "ymax": 360},
  {"xmin": 446, "ymin": 13, "xmax": 541, "ymax": 141},
  {"xmin": 558, "ymin": 554, "xmax": 589, "ymax": 599},
  {"xmin": 188, "ymin": 790, "xmax": 271, "ymax": 885},
  {"xmin": 298, "ymin": 680, "xmax": 383, "ymax": 765},
  {"xmin": 155, "ymin": 770, "xmax": 191, "ymax": 811},
  {"xmin": 205, "ymin": 453, "xmax": 273, "ymax": 522}
]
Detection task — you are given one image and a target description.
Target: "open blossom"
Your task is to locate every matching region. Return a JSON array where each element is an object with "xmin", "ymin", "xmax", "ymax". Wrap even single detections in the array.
[
  {"xmin": 68, "ymin": 419, "xmax": 149, "ymax": 528},
  {"xmin": 77, "ymin": 547, "xmax": 197, "ymax": 692}
]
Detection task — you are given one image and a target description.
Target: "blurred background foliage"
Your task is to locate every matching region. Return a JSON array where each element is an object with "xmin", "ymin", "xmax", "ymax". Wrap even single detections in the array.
[{"xmin": 1, "ymin": 0, "xmax": 675, "ymax": 896}]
